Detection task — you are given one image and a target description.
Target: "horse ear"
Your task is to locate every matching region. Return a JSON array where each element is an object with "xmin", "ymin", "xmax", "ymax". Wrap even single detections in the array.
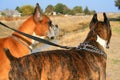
[
  {"xmin": 103, "ymin": 12, "xmax": 110, "ymax": 26},
  {"xmin": 33, "ymin": 3, "xmax": 42, "ymax": 22},
  {"xmin": 89, "ymin": 13, "xmax": 98, "ymax": 29}
]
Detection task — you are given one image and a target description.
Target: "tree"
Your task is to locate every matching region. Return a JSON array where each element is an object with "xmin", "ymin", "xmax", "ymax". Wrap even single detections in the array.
[
  {"xmin": 64, "ymin": 9, "xmax": 74, "ymax": 15},
  {"xmin": 1, "ymin": 12, "xmax": 5, "ymax": 16},
  {"xmin": 54, "ymin": 3, "xmax": 69, "ymax": 14},
  {"xmin": 63, "ymin": 5, "xmax": 70, "ymax": 14},
  {"xmin": 15, "ymin": 6, "xmax": 21, "ymax": 12},
  {"xmin": 45, "ymin": 5, "xmax": 54, "ymax": 14},
  {"xmin": 84, "ymin": 6, "xmax": 90, "ymax": 15},
  {"xmin": 16, "ymin": 5, "xmax": 34, "ymax": 16},
  {"xmin": 115, "ymin": 0, "xmax": 120, "ymax": 9},
  {"xmin": 73, "ymin": 6, "xmax": 83, "ymax": 14}
]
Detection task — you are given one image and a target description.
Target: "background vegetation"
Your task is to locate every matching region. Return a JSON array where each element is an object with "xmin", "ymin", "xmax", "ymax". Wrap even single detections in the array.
[
  {"xmin": 1, "ymin": 0, "xmax": 119, "ymax": 17},
  {"xmin": 115, "ymin": 0, "xmax": 120, "ymax": 9}
]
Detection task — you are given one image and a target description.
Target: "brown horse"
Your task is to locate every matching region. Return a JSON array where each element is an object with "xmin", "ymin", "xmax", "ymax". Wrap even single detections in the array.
[
  {"xmin": 5, "ymin": 13, "xmax": 111, "ymax": 80},
  {"xmin": 0, "ymin": 3, "xmax": 59, "ymax": 80}
]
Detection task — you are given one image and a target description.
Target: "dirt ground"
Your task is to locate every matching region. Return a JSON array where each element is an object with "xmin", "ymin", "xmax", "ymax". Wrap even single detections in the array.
[
  {"xmin": 0, "ymin": 13, "xmax": 120, "ymax": 80},
  {"xmin": 106, "ymin": 32, "xmax": 120, "ymax": 80}
]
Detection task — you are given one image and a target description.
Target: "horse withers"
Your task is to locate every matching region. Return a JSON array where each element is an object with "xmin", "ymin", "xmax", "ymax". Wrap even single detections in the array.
[
  {"xmin": 0, "ymin": 3, "xmax": 59, "ymax": 80},
  {"xmin": 5, "ymin": 13, "xmax": 111, "ymax": 80}
]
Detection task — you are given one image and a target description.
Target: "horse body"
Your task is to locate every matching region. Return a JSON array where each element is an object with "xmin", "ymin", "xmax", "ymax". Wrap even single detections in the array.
[
  {"xmin": 5, "ymin": 13, "xmax": 111, "ymax": 80},
  {"xmin": 0, "ymin": 3, "xmax": 59, "ymax": 80}
]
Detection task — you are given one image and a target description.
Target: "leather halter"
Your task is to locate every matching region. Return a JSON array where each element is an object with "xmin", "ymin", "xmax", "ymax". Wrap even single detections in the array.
[{"xmin": 77, "ymin": 42, "xmax": 107, "ymax": 58}]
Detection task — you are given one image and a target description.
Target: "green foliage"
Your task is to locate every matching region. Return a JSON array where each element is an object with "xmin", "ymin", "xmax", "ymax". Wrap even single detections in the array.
[
  {"xmin": 73, "ymin": 6, "xmax": 83, "ymax": 14},
  {"xmin": 15, "ymin": 6, "xmax": 20, "ymax": 12},
  {"xmin": 115, "ymin": 0, "xmax": 120, "ymax": 9},
  {"xmin": 54, "ymin": 3, "xmax": 70, "ymax": 14},
  {"xmin": 16, "ymin": 5, "xmax": 34, "ymax": 16},
  {"xmin": 63, "ymin": 6, "xmax": 71, "ymax": 14},
  {"xmin": 15, "ymin": 3, "xmax": 96, "ymax": 16},
  {"xmin": 45, "ymin": 5, "xmax": 54, "ymax": 14},
  {"xmin": 84, "ymin": 6, "xmax": 90, "ymax": 15},
  {"xmin": 54, "ymin": 3, "xmax": 64, "ymax": 14},
  {"xmin": 1, "ymin": 12, "xmax": 6, "ymax": 16},
  {"xmin": 65, "ymin": 9, "xmax": 74, "ymax": 15}
]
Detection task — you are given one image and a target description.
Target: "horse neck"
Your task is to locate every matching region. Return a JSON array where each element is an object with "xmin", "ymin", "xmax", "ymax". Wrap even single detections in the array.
[{"xmin": 12, "ymin": 16, "xmax": 36, "ymax": 45}]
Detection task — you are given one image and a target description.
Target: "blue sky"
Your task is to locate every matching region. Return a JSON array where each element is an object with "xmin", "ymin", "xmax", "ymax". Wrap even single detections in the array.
[{"xmin": 0, "ymin": 0, "xmax": 119, "ymax": 12}]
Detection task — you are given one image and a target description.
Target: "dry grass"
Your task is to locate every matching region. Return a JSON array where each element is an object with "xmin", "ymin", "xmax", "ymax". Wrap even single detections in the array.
[
  {"xmin": 0, "ymin": 13, "xmax": 120, "ymax": 80},
  {"xmin": 0, "ymin": 16, "xmax": 28, "ymax": 37}
]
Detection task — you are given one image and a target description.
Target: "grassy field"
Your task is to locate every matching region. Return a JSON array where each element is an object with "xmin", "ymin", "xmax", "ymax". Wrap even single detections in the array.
[{"xmin": 0, "ymin": 13, "xmax": 120, "ymax": 80}]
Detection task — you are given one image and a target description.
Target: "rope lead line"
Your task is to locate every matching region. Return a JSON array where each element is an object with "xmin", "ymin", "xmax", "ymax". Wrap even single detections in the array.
[{"xmin": 0, "ymin": 22, "xmax": 74, "ymax": 49}]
